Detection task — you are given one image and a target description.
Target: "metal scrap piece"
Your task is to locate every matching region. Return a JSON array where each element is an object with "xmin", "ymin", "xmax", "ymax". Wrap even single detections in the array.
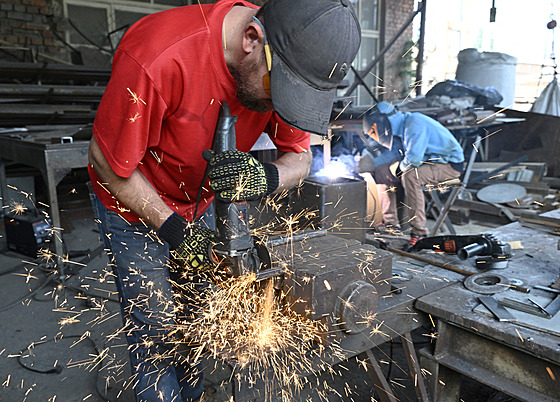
[
  {"xmin": 478, "ymin": 296, "xmax": 516, "ymax": 322},
  {"xmin": 544, "ymin": 296, "xmax": 560, "ymax": 317}
]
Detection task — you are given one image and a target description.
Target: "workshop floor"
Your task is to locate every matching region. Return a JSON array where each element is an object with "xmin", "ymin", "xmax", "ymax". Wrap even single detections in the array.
[{"xmin": 0, "ymin": 207, "xmax": 519, "ymax": 402}]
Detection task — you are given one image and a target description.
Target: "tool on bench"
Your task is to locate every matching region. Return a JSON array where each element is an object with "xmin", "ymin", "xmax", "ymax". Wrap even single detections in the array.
[
  {"xmin": 498, "ymin": 298, "xmax": 551, "ymax": 318},
  {"xmin": 209, "ymin": 102, "xmax": 280, "ymax": 281},
  {"xmin": 534, "ymin": 285, "xmax": 560, "ymax": 294},
  {"xmin": 409, "ymin": 234, "xmax": 512, "ymax": 269},
  {"xmin": 369, "ymin": 238, "xmax": 529, "ymax": 293}
]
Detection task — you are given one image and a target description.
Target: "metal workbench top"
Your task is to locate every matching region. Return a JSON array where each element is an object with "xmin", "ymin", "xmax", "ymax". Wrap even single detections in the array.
[{"xmin": 415, "ymin": 210, "xmax": 560, "ymax": 401}]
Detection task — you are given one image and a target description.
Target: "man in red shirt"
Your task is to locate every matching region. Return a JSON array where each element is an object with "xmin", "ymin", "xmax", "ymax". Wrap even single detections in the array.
[{"xmin": 88, "ymin": 0, "xmax": 360, "ymax": 400}]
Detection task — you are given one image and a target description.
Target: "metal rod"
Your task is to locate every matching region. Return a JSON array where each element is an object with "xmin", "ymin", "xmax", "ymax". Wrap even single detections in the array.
[{"xmin": 386, "ymin": 246, "xmax": 530, "ymax": 293}]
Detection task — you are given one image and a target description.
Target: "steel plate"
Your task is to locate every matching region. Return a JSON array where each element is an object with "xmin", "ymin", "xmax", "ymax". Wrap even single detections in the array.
[{"xmin": 476, "ymin": 183, "xmax": 527, "ymax": 204}]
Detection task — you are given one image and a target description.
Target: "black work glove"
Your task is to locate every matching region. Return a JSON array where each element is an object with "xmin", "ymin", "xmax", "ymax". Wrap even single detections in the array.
[
  {"xmin": 158, "ymin": 213, "xmax": 216, "ymax": 271},
  {"xmin": 202, "ymin": 150, "xmax": 279, "ymax": 202}
]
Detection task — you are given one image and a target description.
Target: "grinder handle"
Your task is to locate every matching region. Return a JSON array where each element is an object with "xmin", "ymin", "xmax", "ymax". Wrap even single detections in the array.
[{"xmin": 214, "ymin": 102, "xmax": 237, "ymax": 154}]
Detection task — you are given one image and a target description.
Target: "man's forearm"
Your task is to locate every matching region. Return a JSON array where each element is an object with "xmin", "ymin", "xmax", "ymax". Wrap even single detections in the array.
[
  {"xmin": 272, "ymin": 150, "xmax": 312, "ymax": 192},
  {"xmin": 89, "ymin": 137, "xmax": 173, "ymax": 230}
]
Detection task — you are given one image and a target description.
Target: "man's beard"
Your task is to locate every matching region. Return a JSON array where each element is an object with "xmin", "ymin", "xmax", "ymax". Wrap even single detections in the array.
[{"xmin": 229, "ymin": 58, "xmax": 271, "ymax": 113}]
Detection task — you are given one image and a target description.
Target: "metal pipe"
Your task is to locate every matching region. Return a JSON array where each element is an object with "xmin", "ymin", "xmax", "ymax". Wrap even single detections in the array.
[{"xmin": 415, "ymin": 1, "xmax": 426, "ymax": 96}]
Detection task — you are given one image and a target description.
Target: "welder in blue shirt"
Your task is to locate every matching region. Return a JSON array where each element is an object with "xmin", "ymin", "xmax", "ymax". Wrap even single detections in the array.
[{"xmin": 363, "ymin": 101, "xmax": 465, "ymax": 249}]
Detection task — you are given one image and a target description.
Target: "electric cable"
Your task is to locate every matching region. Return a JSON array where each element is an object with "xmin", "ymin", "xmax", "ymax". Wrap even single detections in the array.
[
  {"xmin": 0, "ymin": 271, "xmax": 56, "ymax": 312},
  {"xmin": 17, "ymin": 334, "xmax": 120, "ymax": 401},
  {"xmin": 0, "ymin": 243, "xmax": 117, "ymax": 311}
]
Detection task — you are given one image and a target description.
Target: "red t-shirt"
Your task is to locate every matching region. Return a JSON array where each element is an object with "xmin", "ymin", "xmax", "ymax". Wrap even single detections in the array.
[{"xmin": 88, "ymin": 0, "xmax": 310, "ymax": 222}]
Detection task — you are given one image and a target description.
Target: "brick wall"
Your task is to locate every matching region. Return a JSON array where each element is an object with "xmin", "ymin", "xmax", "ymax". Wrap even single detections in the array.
[
  {"xmin": 382, "ymin": 0, "xmax": 416, "ymax": 101},
  {"xmin": 0, "ymin": 0, "xmax": 69, "ymax": 64}
]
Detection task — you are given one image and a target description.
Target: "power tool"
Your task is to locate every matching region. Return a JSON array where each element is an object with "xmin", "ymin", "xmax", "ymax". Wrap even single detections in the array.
[
  {"xmin": 409, "ymin": 234, "xmax": 512, "ymax": 269},
  {"xmin": 209, "ymin": 102, "xmax": 279, "ymax": 280}
]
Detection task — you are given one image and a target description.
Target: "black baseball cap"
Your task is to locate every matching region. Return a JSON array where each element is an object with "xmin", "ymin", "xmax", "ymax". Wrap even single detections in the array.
[{"xmin": 262, "ymin": 0, "xmax": 361, "ymax": 135}]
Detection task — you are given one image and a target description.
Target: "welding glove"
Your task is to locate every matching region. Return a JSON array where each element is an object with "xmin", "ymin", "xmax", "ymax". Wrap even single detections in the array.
[
  {"xmin": 158, "ymin": 212, "xmax": 216, "ymax": 271},
  {"xmin": 203, "ymin": 150, "xmax": 279, "ymax": 202}
]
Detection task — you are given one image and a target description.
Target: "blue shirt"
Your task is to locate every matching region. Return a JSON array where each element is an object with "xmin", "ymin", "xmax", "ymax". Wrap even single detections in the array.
[{"xmin": 387, "ymin": 111, "xmax": 464, "ymax": 170}]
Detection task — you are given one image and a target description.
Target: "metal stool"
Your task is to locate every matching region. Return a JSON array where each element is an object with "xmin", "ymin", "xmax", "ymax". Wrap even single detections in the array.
[{"xmin": 425, "ymin": 134, "xmax": 480, "ymax": 236}]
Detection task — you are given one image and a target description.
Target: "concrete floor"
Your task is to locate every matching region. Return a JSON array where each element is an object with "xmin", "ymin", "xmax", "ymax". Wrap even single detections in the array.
[{"xmin": 0, "ymin": 206, "xmax": 518, "ymax": 402}]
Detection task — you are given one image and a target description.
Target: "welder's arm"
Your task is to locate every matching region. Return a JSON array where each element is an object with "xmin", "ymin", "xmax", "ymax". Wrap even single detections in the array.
[
  {"xmin": 272, "ymin": 150, "xmax": 312, "ymax": 193},
  {"xmin": 89, "ymin": 137, "xmax": 215, "ymax": 269},
  {"xmin": 88, "ymin": 136, "xmax": 173, "ymax": 230}
]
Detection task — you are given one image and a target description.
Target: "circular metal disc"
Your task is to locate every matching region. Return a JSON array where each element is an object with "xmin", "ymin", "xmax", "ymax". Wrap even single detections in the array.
[
  {"xmin": 335, "ymin": 280, "xmax": 378, "ymax": 334},
  {"xmin": 476, "ymin": 183, "xmax": 526, "ymax": 204},
  {"xmin": 464, "ymin": 272, "xmax": 511, "ymax": 294}
]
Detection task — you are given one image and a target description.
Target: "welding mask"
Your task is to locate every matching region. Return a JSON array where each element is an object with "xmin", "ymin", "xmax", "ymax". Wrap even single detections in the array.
[{"xmin": 362, "ymin": 110, "xmax": 393, "ymax": 149}]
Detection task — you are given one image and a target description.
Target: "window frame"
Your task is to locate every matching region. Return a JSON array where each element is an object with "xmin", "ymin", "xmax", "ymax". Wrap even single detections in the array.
[{"xmin": 63, "ymin": 0, "xmax": 180, "ymax": 50}]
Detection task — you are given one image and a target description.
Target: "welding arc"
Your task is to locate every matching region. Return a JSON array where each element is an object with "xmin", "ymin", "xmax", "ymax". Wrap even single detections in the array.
[{"xmin": 386, "ymin": 246, "xmax": 530, "ymax": 293}]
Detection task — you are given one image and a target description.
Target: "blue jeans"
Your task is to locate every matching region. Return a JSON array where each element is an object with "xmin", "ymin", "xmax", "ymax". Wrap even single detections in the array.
[{"xmin": 90, "ymin": 194, "xmax": 214, "ymax": 402}]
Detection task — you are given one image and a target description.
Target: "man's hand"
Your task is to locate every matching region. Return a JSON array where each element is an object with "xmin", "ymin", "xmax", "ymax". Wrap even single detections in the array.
[
  {"xmin": 158, "ymin": 213, "xmax": 216, "ymax": 271},
  {"xmin": 203, "ymin": 150, "xmax": 279, "ymax": 202}
]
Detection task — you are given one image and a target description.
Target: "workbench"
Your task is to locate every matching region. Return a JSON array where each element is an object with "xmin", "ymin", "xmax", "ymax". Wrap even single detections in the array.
[
  {"xmin": 233, "ymin": 233, "xmax": 467, "ymax": 402},
  {"xmin": 416, "ymin": 210, "xmax": 560, "ymax": 401},
  {"xmin": 0, "ymin": 126, "xmax": 91, "ymax": 261}
]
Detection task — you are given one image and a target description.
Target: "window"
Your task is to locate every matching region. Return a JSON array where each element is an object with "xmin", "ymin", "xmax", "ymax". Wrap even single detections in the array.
[
  {"xmin": 64, "ymin": 0, "xmax": 191, "ymax": 55},
  {"xmin": 344, "ymin": 0, "xmax": 381, "ymax": 106}
]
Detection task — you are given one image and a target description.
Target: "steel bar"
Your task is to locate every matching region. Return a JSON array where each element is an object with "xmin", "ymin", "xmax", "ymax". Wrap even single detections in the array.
[
  {"xmin": 360, "ymin": 348, "xmax": 398, "ymax": 402},
  {"xmin": 478, "ymin": 296, "xmax": 516, "ymax": 322},
  {"xmin": 0, "ymin": 61, "xmax": 111, "ymax": 83},
  {"xmin": 0, "ymin": 83, "xmax": 105, "ymax": 102},
  {"xmin": 544, "ymin": 295, "xmax": 560, "ymax": 317},
  {"xmin": 400, "ymin": 331, "xmax": 430, "ymax": 402}
]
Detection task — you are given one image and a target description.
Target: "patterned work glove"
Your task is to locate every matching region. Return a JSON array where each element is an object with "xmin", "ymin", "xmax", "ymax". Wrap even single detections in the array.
[
  {"xmin": 203, "ymin": 150, "xmax": 279, "ymax": 202},
  {"xmin": 158, "ymin": 213, "xmax": 216, "ymax": 271}
]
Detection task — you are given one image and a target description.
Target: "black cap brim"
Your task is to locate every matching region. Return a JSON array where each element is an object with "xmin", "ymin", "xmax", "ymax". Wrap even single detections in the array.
[{"xmin": 270, "ymin": 49, "xmax": 335, "ymax": 136}]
